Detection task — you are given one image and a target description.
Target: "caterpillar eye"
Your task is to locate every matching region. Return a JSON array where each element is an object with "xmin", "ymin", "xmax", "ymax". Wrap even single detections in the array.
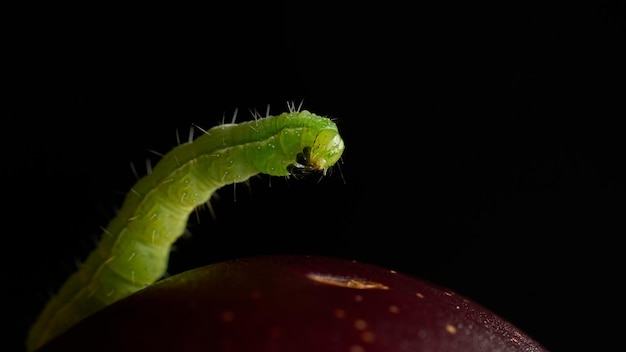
[
  {"xmin": 286, "ymin": 163, "xmax": 312, "ymax": 177},
  {"xmin": 287, "ymin": 147, "xmax": 316, "ymax": 176},
  {"xmin": 286, "ymin": 163, "xmax": 301, "ymax": 174},
  {"xmin": 296, "ymin": 147, "xmax": 311, "ymax": 165}
]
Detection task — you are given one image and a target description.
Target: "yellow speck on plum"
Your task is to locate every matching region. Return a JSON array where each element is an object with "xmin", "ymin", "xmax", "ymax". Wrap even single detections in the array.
[
  {"xmin": 349, "ymin": 345, "xmax": 365, "ymax": 352},
  {"xmin": 446, "ymin": 324, "xmax": 457, "ymax": 334},
  {"xmin": 220, "ymin": 310, "xmax": 235, "ymax": 323},
  {"xmin": 333, "ymin": 308, "xmax": 347, "ymax": 319},
  {"xmin": 361, "ymin": 331, "xmax": 376, "ymax": 343},
  {"xmin": 354, "ymin": 319, "xmax": 367, "ymax": 330}
]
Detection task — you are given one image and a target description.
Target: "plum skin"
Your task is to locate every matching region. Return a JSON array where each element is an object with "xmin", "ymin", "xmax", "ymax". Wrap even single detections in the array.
[{"xmin": 37, "ymin": 255, "xmax": 548, "ymax": 352}]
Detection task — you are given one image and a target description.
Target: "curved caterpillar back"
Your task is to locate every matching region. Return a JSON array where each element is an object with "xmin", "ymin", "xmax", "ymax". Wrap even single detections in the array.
[{"xmin": 26, "ymin": 108, "xmax": 345, "ymax": 352}]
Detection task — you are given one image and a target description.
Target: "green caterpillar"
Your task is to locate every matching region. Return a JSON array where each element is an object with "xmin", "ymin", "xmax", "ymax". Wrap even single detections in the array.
[{"xmin": 26, "ymin": 106, "xmax": 345, "ymax": 352}]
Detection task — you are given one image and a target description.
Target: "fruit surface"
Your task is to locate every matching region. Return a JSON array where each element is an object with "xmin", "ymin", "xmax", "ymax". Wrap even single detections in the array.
[{"xmin": 38, "ymin": 255, "xmax": 548, "ymax": 352}]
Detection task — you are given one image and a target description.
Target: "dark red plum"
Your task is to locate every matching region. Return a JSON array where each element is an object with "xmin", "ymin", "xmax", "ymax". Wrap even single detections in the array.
[{"xmin": 38, "ymin": 255, "xmax": 548, "ymax": 351}]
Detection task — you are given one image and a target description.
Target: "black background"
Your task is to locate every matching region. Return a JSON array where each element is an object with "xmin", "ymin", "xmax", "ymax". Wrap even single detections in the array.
[{"xmin": 6, "ymin": 2, "xmax": 624, "ymax": 351}]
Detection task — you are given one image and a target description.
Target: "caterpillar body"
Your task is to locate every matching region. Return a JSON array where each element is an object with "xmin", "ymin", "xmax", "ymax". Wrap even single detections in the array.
[{"xmin": 26, "ymin": 108, "xmax": 345, "ymax": 351}]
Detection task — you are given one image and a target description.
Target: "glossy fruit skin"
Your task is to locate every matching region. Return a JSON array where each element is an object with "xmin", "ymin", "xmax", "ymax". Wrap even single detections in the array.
[{"xmin": 37, "ymin": 255, "xmax": 548, "ymax": 352}]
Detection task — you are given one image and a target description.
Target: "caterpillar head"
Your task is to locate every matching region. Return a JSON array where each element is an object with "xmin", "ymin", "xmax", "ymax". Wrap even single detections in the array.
[{"xmin": 288, "ymin": 129, "xmax": 345, "ymax": 176}]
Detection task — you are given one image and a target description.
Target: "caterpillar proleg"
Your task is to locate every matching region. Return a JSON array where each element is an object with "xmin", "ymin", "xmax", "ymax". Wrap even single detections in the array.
[{"xmin": 26, "ymin": 106, "xmax": 345, "ymax": 351}]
